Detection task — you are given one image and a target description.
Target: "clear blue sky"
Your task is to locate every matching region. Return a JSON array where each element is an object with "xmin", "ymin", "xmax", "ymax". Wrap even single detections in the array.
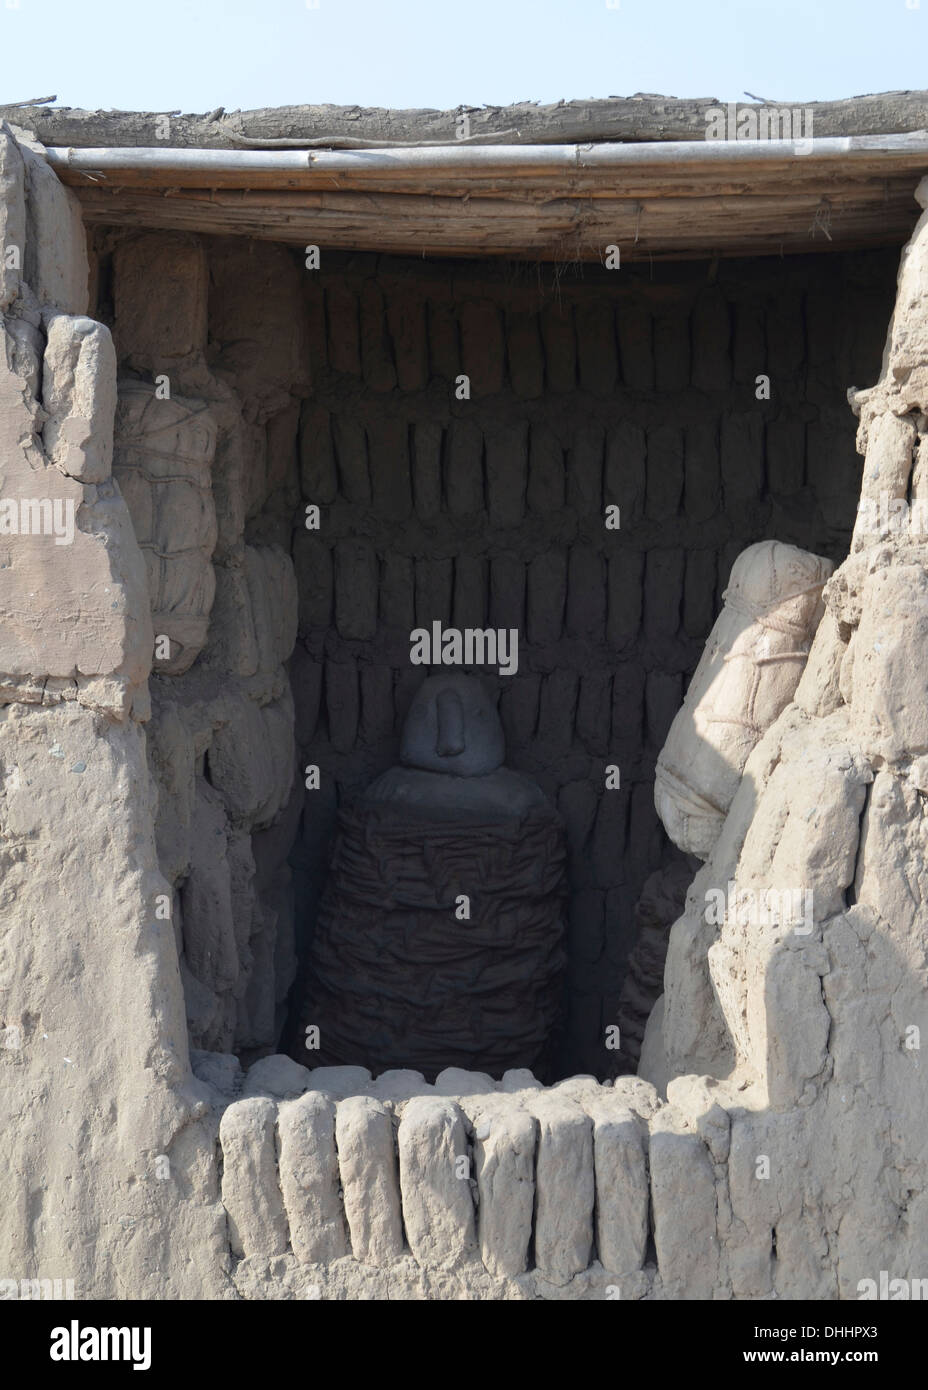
[{"xmin": 1, "ymin": 0, "xmax": 923, "ymax": 113}]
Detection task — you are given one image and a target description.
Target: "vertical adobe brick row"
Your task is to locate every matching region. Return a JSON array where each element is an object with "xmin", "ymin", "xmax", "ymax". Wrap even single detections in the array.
[
  {"xmin": 767, "ymin": 285, "xmax": 805, "ymax": 379},
  {"xmin": 567, "ymin": 890, "xmax": 605, "ymax": 972},
  {"xmin": 576, "ymin": 671, "xmax": 613, "ymax": 756},
  {"xmin": 427, "ymin": 292, "xmax": 460, "ymax": 382},
  {"xmin": 386, "ymin": 289, "xmax": 429, "ymax": 392},
  {"xmin": 368, "ymin": 417, "xmax": 413, "ymax": 522},
  {"xmin": 605, "ymin": 419, "xmax": 646, "ymax": 525},
  {"xmin": 498, "ymin": 672, "xmax": 540, "ymax": 749},
  {"xmin": 576, "ymin": 299, "xmax": 619, "ymax": 396},
  {"xmin": 485, "ymin": 421, "xmax": 527, "ymax": 528},
  {"xmin": 444, "ymin": 418, "xmax": 484, "ymax": 516},
  {"xmin": 414, "ymin": 557, "xmax": 453, "ymax": 629},
  {"xmin": 326, "ymin": 659, "xmax": 360, "ymax": 753},
  {"xmin": 628, "ymin": 780, "xmax": 663, "ymax": 875},
  {"xmin": 393, "ymin": 667, "xmax": 423, "ymax": 733},
  {"xmin": 653, "ymin": 309, "xmax": 690, "ymax": 392},
  {"xmin": 590, "ymin": 788, "xmax": 628, "ymax": 890},
  {"xmin": 691, "ymin": 286, "xmax": 732, "ymax": 392},
  {"xmin": 684, "ymin": 420, "xmax": 720, "ymax": 522},
  {"xmin": 360, "ymin": 281, "xmax": 398, "ymax": 392},
  {"xmin": 566, "ymin": 548, "xmax": 606, "ymax": 642},
  {"xmin": 359, "ymin": 666, "xmax": 395, "ymax": 748},
  {"xmin": 506, "ymin": 310, "xmax": 545, "ymax": 399},
  {"xmin": 732, "ymin": 296, "xmax": 765, "ymax": 386},
  {"xmin": 606, "ymin": 549, "xmax": 643, "ymax": 651},
  {"xmin": 489, "ymin": 556, "xmax": 526, "ymax": 632},
  {"xmin": 536, "ymin": 669, "xmax": 579, "ymax": 756},
  {"xmin": 299, "ymin": 403, "xmax": 338, "ymax": 503},
  {"xmin": 683, "ymin": 550, "xmax": 718, "ymax": 640},
  {"xmin": 379, "ymin": 553, "xmax": 415, "ymax": 632},
  {"xmin": 616, "ymin": 300, "xmax": 654, "ymax": 390},
  {"xmin": 527, "ymin": 423, "xmax": 565, "ymax": 513},
  {"xmin": 610, "ymin": 663, "xmax": 645, "ymax": 766},
  {"xmin": 646, "ymin": 670, "xmax": 683, "ymax": 750},
  {"xmin": 645, "ymin": 425, "xmax": 684, "ymax": 521},
  {"xmin": 526, "ymin": 552, "xmax": 567, "ymax": 645},
  {"xmin": 720, "ymin": 412, "xmax": 764, "ymax": 504},
  {"xmin": 540, "ymin": 300, "xmax": 576, "ymax": 393},
  {"xmin": 643, "ymin": 548, "xmax": 684, "ymax": 645},
  {"xmin": 293, "ymin": 536, "xmax": 333, "ymax": 635},
  {"xmin": 459, "ymin": 300, "xmax": 505, "ymax": 397},
  {"xmin": 411, "ymin": 421, "xmax": 442, "ymax": 520},
  {"xmin": 452, "ymin": 555, "xmax": 488, "ymax": 630},
  {"xmin": 766, "ymin": 416, "xmax": 805, "ymax": 495},
  {"xmin": 568, "ymin": 421, "xmax": 604, "ymax": 514},
  {"xmin": 332, "ymin": 414, "xmax": 371, "ymax": 502},
  {"xmin": 558, "ymin": 782, "xmax": 599, "ymax": 889},
  {"xmin": 326, "ymin": 283, "xmax": 361, "ymax": 375},
  {"xmin": 304, "ymin": 278, "xmax": 328, "ymax": 372},
  {"xmin": 334, "ymin": 541, "xmax": 378, "ymax": 641}
]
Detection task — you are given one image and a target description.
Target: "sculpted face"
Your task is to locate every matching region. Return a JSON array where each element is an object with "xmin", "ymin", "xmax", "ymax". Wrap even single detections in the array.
[{"xmin": 400, "ymin": 672, "xmax": 505, "ymax": 776}]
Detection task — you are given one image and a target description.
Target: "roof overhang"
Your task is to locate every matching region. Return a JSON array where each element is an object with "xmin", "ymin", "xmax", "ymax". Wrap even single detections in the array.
[{"xmin": 48, "ymin": 132, "xmax": 928, "ymax": 262}]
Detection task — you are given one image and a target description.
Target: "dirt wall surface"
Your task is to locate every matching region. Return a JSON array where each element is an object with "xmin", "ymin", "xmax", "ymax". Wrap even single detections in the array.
[{"xmin": 1, "ymin": 117, "xmax": 927, "ymax": 1301}]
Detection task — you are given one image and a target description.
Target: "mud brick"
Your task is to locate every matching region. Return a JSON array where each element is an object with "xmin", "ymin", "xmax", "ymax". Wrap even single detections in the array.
[
  {"xmin": 721, "ymin": 411, "xmax": 764, "ymax": 502},
  {"xmin": 326, "ymin": 283, "xmax": 361, "ymax": 375},
  {"xmin": 445, "ymin": 418, "xmax": 484, "ymax": 516},
  {"xmin": 717, "ymin": 539, "xmax": 744, "ymax": 605},
  {"xmin": 616, "ymin": 301, "xmax": 654, "ymax": 390},
  {"xmin": 360, "ymin": 281, "xmax": 397, "ymax": 393},
  {"xmin": 507, "ymin": 311, "xmax": 545, "ymax": 399},
  {"xmin": 527, "ymin": 551, "xmax": 567, "ymax": 645},
  {"xmin": 576, "ymin": 299, "xmax": 619, "ymax": 397},
  {"xmin": 654, "ymin": 312, "xmax": 690, "ymax": 392},
  {"xmin": 411, "ymin": 420, "xmax": 443, "ymax": 520},
  {"xmin": 558, "ymin": 782, "xmax": 599, "ymax": 888},
  {"xmin": 610, "ymin": 664, "xmax": 645, "ymax": 760},
  {"xmin": 590, "ymin": 790, "xmax": 628, "ymax": 889},
  {"xmin": 386, "ymin": 290, "xmax": 429, "ymax": 392},
  {"xmin": 368, "ymin": 416, "xmax": 412, "ymax": 522},
  {"xmin": 334, "ymin": 540, "xmax": 378, "ymax": 641},
  {"xmin": 325, "ymin": 659, "xmax": 359, "ymax": 752},
  {"xmin": 393, "ymin": 667, "xmax": 423, "ymax": 732},
  {"xmin": 603, "ymin": 885, "xmax": 640, "ymax": 974},
  {"xmin": 292, "ymin": 534, "xmax": 333, "ymax": 632},
  {"xmin": 606, "ymin": 548, "xmax": 643, "ymax": 650},
  {"xmin": 566, "ymin": 546, "xmax": 606, "ymax": 641},
  {"xmin": 485, "ymin": 421, "xmax": 528, "ymax": 528},
  {"xmin": 266, "ymin": 402, "xmax": 300, "ymax": 502},
  {"xmin": 684, "ymin": 420, "xmax": 721, "ymax": 521},
  {"xmin": 498, "ymin": 672, "xmax": 541, "ymax": 747},
  {"xmin": 568, "ymin": 422, "xmax": 604, "ymax": 512},
  {"xmin": 683, "ymin": 550, "xmax": 718, "ymax": 640},
  {"xmin": 299, "ymin": 403, "xmax": 337, "ymax": 504},
  {"xmin": 291, "ymin": 644, "xmax": 323, "ymax": 746},
  {"xmin": 568, "ymin": 889, "xmax": 606, "ymax": 964},
  {"xmin": 303, "ymin": 279, "xmax": 328, "ymax": 372},
  {"xmin": 766, "ymin": 287, "xmax": 805, "ymax": 375},
  {"xmin": 576, "ymin": 671, "xmax": 613, "ymax": 756},
  {"xmin": 540, "ymin": 300, "xmax": 577, "ymax": 393},
  {"xmin": 489, "ymin": 556, "xmax": 526, "ymax": 632},
  {"xmin": 379, "ymin": 553, "xmax": 415, "ymax": 631},
  {"xmin": 459, "ymin": 299, "xmax": 505, "ymax": 397},
  {"xmin": 427, "ymin": 297, "xmax": 460, "ymax": 382},
  {"xmin": 645, "ymin": 424, "xmax": 684, "ymax": 521},
  {"xmin": 646, "ymin": 669, "xmax": 683, "ymax": 750},
  {"xmin": 113, "ymin": 231, "xmax": 207, "ymax": 363},
  {"xmin": 332, "ymin": 413, "xmax": 370, "ymax": 502},
  {"xmin": 643, "ymin": 548, "xmax": 684, "ymax": 643},
  {"xmin": 605, "ymin": 420, "xmax": 646, "ymax": 522},
  {"xmin": 537, "ymin": 668, "xmax": 579, "ymax": 754},
  {"xmin": 766, "ymin": 416, "xmax": 805, "ymax": 495},
  {"xmin": 360, "ymin": 666, "xmax": 395, "ymax": 747},
  {"xmin": 691, "ymin": 286, "xmax": 732, "ymax": 392},
  {"xmin": 807, "ymin": 418, "xmax": 859, "ymax": 508},
  {"xmin": 527, "ymin": 423, "xmax": 565, "ymax": 514},
  {"xmin": 733, "ymin": 298, "xmax": 765, "ymax": 385},
  {"xmin": 415, "ymin": 557, "xmax": 453, "ymax": 628},
  {"xmin": 452, "ymin": 554, "xmax": 488, "ymax": 631},
  {"xmin": 628, "ymin": 780, "xmax": 663, "ymax": 873}
]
